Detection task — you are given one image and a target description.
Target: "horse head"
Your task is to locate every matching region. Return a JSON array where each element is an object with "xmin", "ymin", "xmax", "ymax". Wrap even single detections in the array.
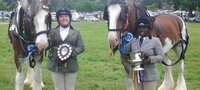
[
  {"xmin": 20, "ymin": 0, "xmax": 51, "ymax": 51},
  {"xmin": 104, "ymin": 0, "xmax": 189, "ymax": 90},
  {"xmin": 104, "ymin": 0, "xmax": 153, "ymax": 52},
  {"xmin": 103, "ymin": 0, "xmax": 136, "ymax": 50}
]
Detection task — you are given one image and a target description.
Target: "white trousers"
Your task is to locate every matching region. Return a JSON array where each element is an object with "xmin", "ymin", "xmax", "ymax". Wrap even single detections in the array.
[{"xmin": 51, "ymin": 71, "xmax": 77, "ymax": 90}]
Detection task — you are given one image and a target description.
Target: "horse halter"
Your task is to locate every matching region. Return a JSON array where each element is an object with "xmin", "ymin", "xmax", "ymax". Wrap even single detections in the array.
[
  {"xmin": 35, "ymin": 1, "xmax": 51, "ymax": 37},
  {"xmin": 106, "ymin": 0, "xmax": 129, "ymax": 32},
  {"xmin": 10, "ymin": 2, "xmax": 51, "ymax": 45}
]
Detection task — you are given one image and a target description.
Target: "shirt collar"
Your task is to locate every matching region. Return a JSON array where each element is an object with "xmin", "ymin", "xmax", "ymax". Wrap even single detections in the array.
[
  {"xmin": 138, "ymin": 36, "xmax": 147, "ymax": 40},
  {"xmin": 60, "ymin": 26, "xmax": 70, "ymax": 31}
]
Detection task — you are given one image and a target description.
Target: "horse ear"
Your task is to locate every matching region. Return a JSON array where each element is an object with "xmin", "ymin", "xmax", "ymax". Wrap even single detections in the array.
[{"xmin": 103, "ymin": 5, "xmax": 108, "ymax": 20}]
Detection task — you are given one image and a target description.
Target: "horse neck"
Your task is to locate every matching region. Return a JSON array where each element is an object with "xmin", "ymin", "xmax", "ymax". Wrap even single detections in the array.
[
  {"xmin": 128, "ymin": 2, "xmax": 152, "ymax": 35},
  {"xmin": 127, "ymin": 3, "xmax": 137, "ymax": 35}
]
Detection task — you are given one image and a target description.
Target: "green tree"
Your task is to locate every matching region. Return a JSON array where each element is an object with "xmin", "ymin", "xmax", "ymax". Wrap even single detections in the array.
[
  {"xmin": 76, "ymin": 0, "xmax": 103, "ymax": 12},
  {"xmin": 181, "ymin": 0, "xmax": 200, "ymax": 16},
  {"xmin": 147, "ymin": 4, "xmax": 157, "ymax": 11},
  {"xmin": 50, "ymin": 0, "xmax": 79, "ymax": 11},
  {"xmin": 0, "ymin": 0, "xmax": 9, "ymax": 11},
  {"xmin": 3, "ymin": 0, "xmax": 16, "ymax": 10}
]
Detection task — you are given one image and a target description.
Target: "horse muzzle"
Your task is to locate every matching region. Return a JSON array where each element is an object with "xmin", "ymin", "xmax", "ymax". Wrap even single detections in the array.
[
  {"xmin": 36, "ymin": 41, "xmax": 49, "ymax": 51},
  {"xmin": 35, "ymin": 37, "xmax": 49, "ymax": 51},
  {"xmin": 108, "ymin": 32, "xmax": 120, "ymax": 46}
]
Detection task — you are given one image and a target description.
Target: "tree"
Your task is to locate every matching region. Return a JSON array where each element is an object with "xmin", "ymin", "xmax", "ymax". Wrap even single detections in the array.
[
  {"xmin": 181, "ymin": 0, "xmax": 200, "ymax": 16},
  {"xmin": 0, "ymin": 0, "xmax": 9, "ymax": 11},
  {"xmin": 3, "ymin": 0, "xmax": 16, "ymax": 10},
  {"xmin": 76, "ymin": 0, "xmax": 103, "ymax": 12}
]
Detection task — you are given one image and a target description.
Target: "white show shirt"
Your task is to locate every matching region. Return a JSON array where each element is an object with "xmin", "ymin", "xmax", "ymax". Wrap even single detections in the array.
[{"xmin": 60, "ymin": 26, "xmax": 70, "ymax": 41}]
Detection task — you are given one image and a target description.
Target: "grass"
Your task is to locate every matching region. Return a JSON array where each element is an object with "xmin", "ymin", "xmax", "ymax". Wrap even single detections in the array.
[{"xmin": 0, "ymin": 22, "xmax": 200, "ymax": 90}]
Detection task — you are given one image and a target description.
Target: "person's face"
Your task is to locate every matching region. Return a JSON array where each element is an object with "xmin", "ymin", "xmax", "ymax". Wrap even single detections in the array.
[
  {"xmin": 58, "ymin": 15, "xmax": 70, "ymax": 27},
  {"xmin": 138, "ymin": 26, "xmax": 149, "ymax": 37}
]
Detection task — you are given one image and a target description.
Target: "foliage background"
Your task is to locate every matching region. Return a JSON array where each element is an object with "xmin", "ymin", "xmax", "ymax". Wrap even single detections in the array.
[
  {"xmin": 0, "ymin": 22, "xmax": 200, "ymax": 90},
  {"xmin": 1, "ymin": 0, "xmax": 200, "ymax": 13}
]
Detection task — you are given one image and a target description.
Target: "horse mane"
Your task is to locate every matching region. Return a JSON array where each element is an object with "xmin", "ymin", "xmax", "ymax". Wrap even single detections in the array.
[
  {"xmin": 132, "ymin": 2, "xmax": 156, "ymax": 29},
  {"xmin": 20, "ymin": 0, "xmax": 41, "ymax": 16},
  {"xmin": 106, "ymin": 0, "xmax": 153, "ymax": 21},
  {"xmin": 132, "ymin": 2, "xmax": 152, "ymax": 19},
  {"xmin": 108, "ymin": 0, "xmax": 133, "ymax": 5},
  {"xmin": 29, "ymin": 0, "xmax": 40, "ymax": 16}
]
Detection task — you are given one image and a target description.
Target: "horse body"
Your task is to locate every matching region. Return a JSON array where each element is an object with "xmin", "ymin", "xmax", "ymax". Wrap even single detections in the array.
[
  {"xmin": 104, "ymin": 0, "xmax": 189, "ymax": 90},
  {"xmin": 8, "ymin": 0, "xmax": 51, "ymax": 90}
]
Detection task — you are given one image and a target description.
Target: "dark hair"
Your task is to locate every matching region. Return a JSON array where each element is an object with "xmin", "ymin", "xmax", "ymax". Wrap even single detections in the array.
[{"xmin": 56, "ymin": 8, "xmax": 72, "ymax": 21}]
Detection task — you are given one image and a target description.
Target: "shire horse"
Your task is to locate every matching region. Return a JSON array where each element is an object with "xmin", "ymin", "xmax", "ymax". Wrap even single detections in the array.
[
  {"xmin": 8, "ymin": 0, "xmax": 51, "ymax": 90},
  {"xmin": 103, "ymin": 0, "xmax": 189, "ymax": 90}
]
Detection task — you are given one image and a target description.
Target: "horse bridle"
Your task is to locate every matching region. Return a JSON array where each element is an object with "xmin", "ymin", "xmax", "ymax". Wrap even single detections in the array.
[
  {"xmin": 10, "ymin": 2, "xmax": 51, "ymax": 45},
  {"xmin": 14, "ymin": 2, "xmax": 51, "ymax": 68},
  {"xmin": 107, "ymin": 1, "xmax": 129, "ymax": 33},
  {"xmin": 34, "ymin": 2, "xmax": 51, "ymax": 38}
]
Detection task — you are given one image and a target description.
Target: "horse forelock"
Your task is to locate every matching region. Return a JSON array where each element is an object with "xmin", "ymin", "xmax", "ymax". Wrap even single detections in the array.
[
  {"xmin": 28, "ymin": 0, "xmax": 41, "ymax": 16},
  {"xmin": 41, "ymin": 0, "xmax": 49, "ymax": 6}
]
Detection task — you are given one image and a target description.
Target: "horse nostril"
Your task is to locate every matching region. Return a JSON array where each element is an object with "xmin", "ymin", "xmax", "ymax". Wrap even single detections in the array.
[{"xmin": 115, "ymin": 38, "xmax": 119, "ymax": 42}]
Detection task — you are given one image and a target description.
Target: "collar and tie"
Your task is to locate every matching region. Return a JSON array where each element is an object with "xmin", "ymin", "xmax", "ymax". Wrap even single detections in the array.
[
  {"xmin": 139, "ymin": 37, "xmax": 144, "ymax": 46},
  {"xmin": 60, "ymin": 26, "xmax": 70, "ymax": 41}
]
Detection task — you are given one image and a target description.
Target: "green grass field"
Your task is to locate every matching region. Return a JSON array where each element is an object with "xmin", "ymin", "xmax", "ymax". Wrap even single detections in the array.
[{"xmin": 0, "ymin": 22, "xmax": 200, "ymax": 90}]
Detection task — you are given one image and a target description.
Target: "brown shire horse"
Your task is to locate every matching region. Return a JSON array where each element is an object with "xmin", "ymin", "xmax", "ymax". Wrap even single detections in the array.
[
  {"xmin": 8, "ymin": 0, "xmax": 51, "ymax": 90},
  {"xmin": 103, "ymin": 0, "xmax": 189, "ymax": 90}
]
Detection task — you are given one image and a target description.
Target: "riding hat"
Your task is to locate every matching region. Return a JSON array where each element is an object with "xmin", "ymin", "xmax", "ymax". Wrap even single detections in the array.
[
  {"xmin": 56, "ymin": 8, "xmax": 72, "ymax": 21},
  {"xmin": 136, "ymin": 17, "xmax": 152, "ymax": 29}
]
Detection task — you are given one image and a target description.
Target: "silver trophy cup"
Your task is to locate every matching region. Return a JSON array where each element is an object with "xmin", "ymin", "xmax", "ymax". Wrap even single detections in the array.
[{"xmin": 129, "ymin": 51, "xmax": 144, "ymax": 71}]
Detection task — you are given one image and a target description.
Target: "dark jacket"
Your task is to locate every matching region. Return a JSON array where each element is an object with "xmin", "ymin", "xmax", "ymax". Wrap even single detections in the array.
[{"xmin": 47, "ymin": 27, "xmax": 84, "ymax": 73}]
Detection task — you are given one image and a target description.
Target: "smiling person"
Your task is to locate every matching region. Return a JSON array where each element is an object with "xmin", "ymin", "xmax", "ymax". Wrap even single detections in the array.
[
  {"xmin": 126, "ymin": 17, "xmax": 164, "ymax": 90},
  {"xmin": 47, "ymin": 8, "xmax": 84, "ymax": 90}
]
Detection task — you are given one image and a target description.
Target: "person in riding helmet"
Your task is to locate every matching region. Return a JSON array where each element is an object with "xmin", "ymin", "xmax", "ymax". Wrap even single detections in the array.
[
  {"xmin": 56, "ymin": 8, "xmax": 72, "ymax": 27},
  {"xmin": 126, "ymin": 17, "xmax": 164, "ymax": 90},
  {"xmin": 47, "ymin": 8, "xmax": 84, "ymax": 90}
]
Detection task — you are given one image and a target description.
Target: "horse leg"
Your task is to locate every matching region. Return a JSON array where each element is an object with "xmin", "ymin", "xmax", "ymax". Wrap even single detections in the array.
[
  {"xmin": 24, "ymin": 62, "xmax": 34, "ymax": 85},
  {"xmin": 15, "ymin": 57, "xmax": 24, "ymax": 90},
  {"xmin": 31, "ymin": 56, "xmax": 44, "ymax": 90},
  {"xmin": 158, "ymin": 56, "xmax": 174, "ymax": 90},
  {"xmin": 121, "ymin": 58, "xmax": 135, "ymax": 90},
  {"xmin": 125, "ymin": 73, "xmax": 135, "ymax": 90},
  {"xmin": 174, "ymin": 45, "xmax": 187, "ymax": 90},
  {"xmin": 175, "ymin": 60, "xmax": 186, "ymax": 90}
]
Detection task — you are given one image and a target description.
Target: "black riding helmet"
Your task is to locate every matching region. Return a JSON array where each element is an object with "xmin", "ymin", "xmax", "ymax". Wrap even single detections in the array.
[
  {"xmin": 56, "ymin": 8, "xmax": 72, "ymax": 22},
  {"xmin": 136, "ymin": 17, "xmax": 152, "ymax": 30}
]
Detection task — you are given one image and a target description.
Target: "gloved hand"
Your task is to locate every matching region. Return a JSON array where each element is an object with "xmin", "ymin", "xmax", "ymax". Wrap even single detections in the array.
[
  {"xmin": 142, "ymin": 54, "xmax": 150, "ymax": 64},
  {"xmin": 123, "ymin": 54, "xmax": 130, "ymax": 60}
]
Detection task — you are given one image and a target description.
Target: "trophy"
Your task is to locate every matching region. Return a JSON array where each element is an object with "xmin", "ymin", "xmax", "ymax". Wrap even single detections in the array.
[
  {"xmin": 57, "ymin": 44, "xmax": 73, "ymax": 61},
  {"xmin": 129, "ymin": 51, "xmax": 144, "ymax": 71}
]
